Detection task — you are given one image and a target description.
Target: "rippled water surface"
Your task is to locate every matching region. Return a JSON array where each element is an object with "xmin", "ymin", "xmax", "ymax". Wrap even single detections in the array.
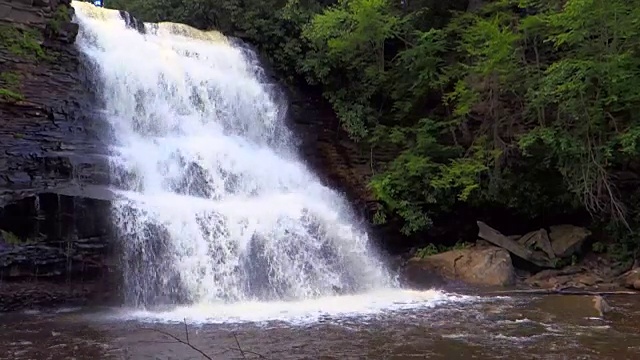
[{"xmin": 2, "ymin": 293, "xmax": 639, "ymax": 360}]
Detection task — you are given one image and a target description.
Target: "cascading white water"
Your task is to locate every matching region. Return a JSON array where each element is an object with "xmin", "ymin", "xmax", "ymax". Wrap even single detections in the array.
[
  {"xmin": 70, "ymin": 2, "xmax": 471, "ymax": 323},
  {"xmin": 72, "ymin": 2, "xmax": 396, "ymax": 307}
]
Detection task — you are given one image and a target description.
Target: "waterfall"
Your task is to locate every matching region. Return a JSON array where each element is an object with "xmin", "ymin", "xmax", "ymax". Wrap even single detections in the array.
[{"xmin": 71, "ymin": 2, "xmax": 396, "ymax": 309}]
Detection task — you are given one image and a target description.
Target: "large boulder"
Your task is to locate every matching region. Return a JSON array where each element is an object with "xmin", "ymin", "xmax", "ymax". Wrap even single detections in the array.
[
  {"xmin": 404, "ymin": 247, "xmax": 516, "ymax": 287},
  {"xmin": 622, "ymin": 268, "xmax": 640, "ymax": 291},
  {"xmin": 549, "ymin": 225, "xmax": 591, "ymax": 258}
]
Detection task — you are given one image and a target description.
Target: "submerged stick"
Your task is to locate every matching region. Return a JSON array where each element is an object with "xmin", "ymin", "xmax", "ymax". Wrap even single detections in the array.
[
  {"xmin": 140, "ymin": 321, "xmax": 269, "ymax": 359},
  {"xmin": 141, "ymin": 325, "xmax": 213, "ymax": 360}
]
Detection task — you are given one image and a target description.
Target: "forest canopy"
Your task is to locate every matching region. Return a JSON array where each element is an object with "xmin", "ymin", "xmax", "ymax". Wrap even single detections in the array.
[{"xmin": 106, "ymin": 0, "xmax": 640, "ymax": 257}]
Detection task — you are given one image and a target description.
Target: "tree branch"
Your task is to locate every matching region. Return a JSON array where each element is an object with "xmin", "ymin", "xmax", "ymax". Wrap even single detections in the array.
[
  {"xmin": 139, "ymin": 320, "xmax": 269, "ymax": 359},
  {"xmin": 140, "ymin": 325, "xmax": 213, "ymax": 360}
]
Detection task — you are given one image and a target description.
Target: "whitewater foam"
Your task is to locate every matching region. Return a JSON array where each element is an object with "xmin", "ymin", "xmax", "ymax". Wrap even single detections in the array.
[{"xmin": 116, "ymin": 289, "xmax": 475, "ymax": 325}]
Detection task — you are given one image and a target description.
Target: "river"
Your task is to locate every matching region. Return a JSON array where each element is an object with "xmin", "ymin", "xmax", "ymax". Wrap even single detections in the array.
[{"xmin": 2, "ymin": 293, "xmax": 639, "ymax": 359}]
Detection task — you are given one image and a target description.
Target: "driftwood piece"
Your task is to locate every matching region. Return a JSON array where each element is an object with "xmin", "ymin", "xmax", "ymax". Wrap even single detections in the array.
[
  {"xmin": 519, "ymin": 229, "xmax": 555, "ymax": 259},
  {"xmin": 477, "ymin": 221, "xmax": 555, "ymax": 268}
]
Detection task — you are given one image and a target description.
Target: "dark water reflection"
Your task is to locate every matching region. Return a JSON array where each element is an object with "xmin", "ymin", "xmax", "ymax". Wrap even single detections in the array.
[{"xmin": 1, "ymin": 294, "xmax": 639, "ymax": 360}]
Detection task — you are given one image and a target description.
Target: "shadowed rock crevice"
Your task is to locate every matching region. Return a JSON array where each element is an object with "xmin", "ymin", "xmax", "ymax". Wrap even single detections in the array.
[
  {"xmin": 119, "ymin": 9, "xmax": 145, "ymax": 34},
  {"xmin": 0, "ymin": 193, "xmax": 116, "ymax": 311}
]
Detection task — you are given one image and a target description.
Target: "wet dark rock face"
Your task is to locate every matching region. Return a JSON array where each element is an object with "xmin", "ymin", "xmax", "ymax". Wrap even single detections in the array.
[
  {"xmin": 0, "ymin": 194, "xmax": 117, "ymax": 311},
  {"xmin": 0, "ymin": 0, "xmax": 116, "ymax": 311}
]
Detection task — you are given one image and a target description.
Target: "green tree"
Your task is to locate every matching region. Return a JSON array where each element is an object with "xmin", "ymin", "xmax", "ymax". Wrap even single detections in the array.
[
  {"xmin": 521, "ymin": 0, "xmax": 640, "ymax": 223},
  {"xmin": 300, "ymin": 0, "xmax": 405, "ymax": 139}
]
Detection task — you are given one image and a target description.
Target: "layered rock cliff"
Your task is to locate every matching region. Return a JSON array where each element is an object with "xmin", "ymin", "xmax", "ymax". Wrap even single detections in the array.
[
  {"xmin": 0, "ymin": 0, "xmax": 114, "ymax": 311},
  {"xmin": 285, "ymin": 85, "xmax": 405, "ymax": 252}
]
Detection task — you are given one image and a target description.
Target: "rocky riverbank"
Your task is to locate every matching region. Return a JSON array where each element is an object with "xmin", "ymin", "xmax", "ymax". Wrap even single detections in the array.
[{"xmin": 401, "ymin": 221, "xmax": 640, "ymax": 294}]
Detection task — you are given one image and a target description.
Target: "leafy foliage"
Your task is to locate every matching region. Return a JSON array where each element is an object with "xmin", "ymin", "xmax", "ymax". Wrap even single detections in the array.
[
  {"xmin": 300, "ymin": 0, "xmax": 404, "ymax": 139},
  {"xmin": 416, "ymin": 241, "xmax": 473, "ymax": 258}
]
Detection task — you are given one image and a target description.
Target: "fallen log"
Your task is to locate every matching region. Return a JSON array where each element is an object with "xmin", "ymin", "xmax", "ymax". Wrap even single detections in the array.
[
  {"xmin": 477, "ymin": 221, "xmax": 556, "ymax": 268},
  {"xmin": 486, "ymin": 289, "xmax": 638, "ymax": 296}
]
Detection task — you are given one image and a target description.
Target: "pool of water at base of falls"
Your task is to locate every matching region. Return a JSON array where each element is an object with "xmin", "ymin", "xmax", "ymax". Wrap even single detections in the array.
[{"xmin": 1, "ymin": 292, "xmax": 639, "ymax": 360}]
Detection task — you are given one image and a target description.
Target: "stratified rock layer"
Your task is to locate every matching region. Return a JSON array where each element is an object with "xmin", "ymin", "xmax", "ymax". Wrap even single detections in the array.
[{"xmin": 0, "ymin": 0, "xmax": 115, "ymax": 311}]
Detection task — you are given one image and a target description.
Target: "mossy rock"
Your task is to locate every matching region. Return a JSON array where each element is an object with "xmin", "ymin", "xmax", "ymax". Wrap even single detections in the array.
[
  {"xmin": 0, "ymin": 230, "xmax": 22, "ymax": 245},
  {"xmin": 0, "ymin": 88, "xmax": 24, "ymax": 102},
  {"xmin": 0, "ymin": 24, "xmax": 49, "ymax": 61},
  {"xmin": 0, "ymin": 71, "xmax": 24, "ymax": 102},
  {"xmin": 47, "ymin": 5, "xmax": 73, "ymax": 34}
]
